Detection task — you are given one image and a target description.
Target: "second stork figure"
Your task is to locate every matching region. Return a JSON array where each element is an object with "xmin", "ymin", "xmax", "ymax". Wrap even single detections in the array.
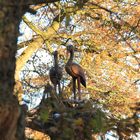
[
  {"xmin": 49, "ymin": 51, "xmax": 62, "ymax": 97},
  {"xmin": 65, "ymin": 45, "xmax": 86, "ymax": 100}
]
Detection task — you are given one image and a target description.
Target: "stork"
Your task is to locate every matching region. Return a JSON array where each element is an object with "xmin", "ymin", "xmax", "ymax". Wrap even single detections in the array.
[
  {"xmin": 65, "ymin": 45, "xmax": 86, "ymax": 100},
  {"xmin": 49, "ymin": 51, "xmax": 62, "ymax": 97}
]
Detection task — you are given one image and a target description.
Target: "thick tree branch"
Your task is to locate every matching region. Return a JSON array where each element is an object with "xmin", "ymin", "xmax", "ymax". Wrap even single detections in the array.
[
  {"xmin": 1, "ymin": 0, "xmax": 60, "ymax": 6},
  {"xmin": 25, "ymin": 0, "xmax": 61, "ymax": 5}
]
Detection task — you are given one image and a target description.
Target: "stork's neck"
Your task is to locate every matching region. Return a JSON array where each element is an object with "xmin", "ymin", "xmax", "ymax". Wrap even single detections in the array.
[
  {"xmin": 67, "ymin": 50, "xmax": 74, "ymax": 64},
  {"xmin": 54, "ymin": 54, "xmax": 58, "ymax": 68}
]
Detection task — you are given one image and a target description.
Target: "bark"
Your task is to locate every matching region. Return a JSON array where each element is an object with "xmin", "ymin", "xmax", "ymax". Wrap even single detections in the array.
[
  {"xmin": 20, "ymin": 0, "xmax": 60, "ymax": 5},
  {"xmin": 0, "ymin": 0, "xmax": 60, "ymax": 6},
  {"xmin": 0, "ymin": 99, "xmax": 20, "ymax": 140},
  {"xmin": 0, "ymin": 2, "xmax": 23, "ymax": 95},
  {"xmin": 0, "ymin": 0, "xmax": 28, "ymax": 139}
]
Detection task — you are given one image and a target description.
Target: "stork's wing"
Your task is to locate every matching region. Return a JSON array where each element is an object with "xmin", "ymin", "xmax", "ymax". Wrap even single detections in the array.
[{"xmin": 71, "ymin": 63, "xmax": 86, "ymax": 87}]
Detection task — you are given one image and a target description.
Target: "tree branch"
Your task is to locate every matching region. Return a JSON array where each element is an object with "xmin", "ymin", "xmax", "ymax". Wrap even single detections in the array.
[{"xmin": 1, "ymin": 0, "xmax": 61, "ymax": 6}]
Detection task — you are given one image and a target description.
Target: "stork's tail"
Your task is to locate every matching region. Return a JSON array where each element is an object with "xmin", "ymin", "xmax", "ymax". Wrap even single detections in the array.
[{"xmin": 80, "ymin": 77, "xmax": 86, "ymax": 88}]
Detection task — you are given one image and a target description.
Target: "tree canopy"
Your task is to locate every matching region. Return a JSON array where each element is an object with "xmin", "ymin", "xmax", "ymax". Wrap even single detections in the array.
[{"xmin": 1, "ymin": 0, "xmax": 139, "ymax": 140}]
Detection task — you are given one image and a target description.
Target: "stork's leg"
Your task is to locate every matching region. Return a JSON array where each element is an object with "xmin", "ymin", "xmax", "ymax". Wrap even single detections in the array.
[
  {"xmin": 58, "ymin": 82, "xmax": 62, "ymax": 98},
  {"xmin": 72, "ymin": 78, "xmax": 76, "ymax": 99},
  {"xmin": 54, "ymin": 85, "xmax": 57, "ymax": 95},
  {"xmin": 77, "ymin": 77, "xmax": 81, "ymax": 100}
]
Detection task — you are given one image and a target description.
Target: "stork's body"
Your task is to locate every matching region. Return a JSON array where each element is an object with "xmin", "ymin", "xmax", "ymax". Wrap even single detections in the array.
[
  {"xmin": 65, "ymin": 45, "xmax": 86, "ymax": 100},
  {"xmin": 49, "ymin": 51, "xmax": 62, "ymax": 96}
]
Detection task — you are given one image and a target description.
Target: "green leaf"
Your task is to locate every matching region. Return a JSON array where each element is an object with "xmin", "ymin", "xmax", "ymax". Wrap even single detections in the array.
[{"xmin": 40, "ymin": 109, "xmax": 49, "ymax": 123}]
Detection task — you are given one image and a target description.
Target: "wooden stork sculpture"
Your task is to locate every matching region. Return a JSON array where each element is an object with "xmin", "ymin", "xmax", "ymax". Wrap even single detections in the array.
[
  {"xmin": 65, "ymin": 45, "xmax": 86, "ymax": 100},
  {"xmin": 49, "ymin": 51, "xmax": 62, "ymax": 97}
]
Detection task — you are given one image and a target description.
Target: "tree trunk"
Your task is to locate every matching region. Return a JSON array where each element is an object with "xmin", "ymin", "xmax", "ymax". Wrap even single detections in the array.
[{"xmin": 0, "ymin": 1, "xmax": 27, "ymax": 139}]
